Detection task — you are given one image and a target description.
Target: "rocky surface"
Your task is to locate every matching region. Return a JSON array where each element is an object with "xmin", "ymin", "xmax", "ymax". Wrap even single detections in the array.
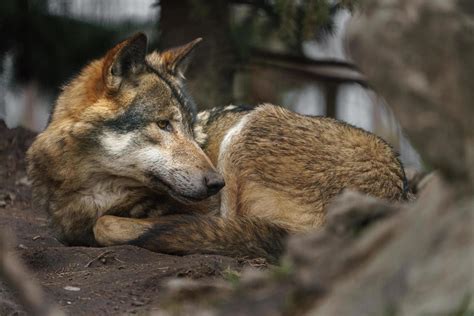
[{"xmin": 347, "ymin": 0, "xmax": 474, "ymax": 188}]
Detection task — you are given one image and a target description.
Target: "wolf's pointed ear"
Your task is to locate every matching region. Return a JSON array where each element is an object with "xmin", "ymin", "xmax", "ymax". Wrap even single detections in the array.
[
  {"xmin": 103, "ymin": 33, "xmax": 148, "ymax": 91},
  {"xmin": 150, "ymin": 38, "xmax": 202, "ymax": 78}
]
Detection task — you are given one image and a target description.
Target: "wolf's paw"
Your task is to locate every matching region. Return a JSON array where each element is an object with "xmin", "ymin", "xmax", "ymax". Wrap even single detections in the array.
[{"xmin": 93, "ymin": 215, "xmax": 154, "ymax": 246}]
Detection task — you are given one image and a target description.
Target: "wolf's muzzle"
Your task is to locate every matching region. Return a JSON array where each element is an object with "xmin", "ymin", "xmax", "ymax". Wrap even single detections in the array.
[{"xmin": 204, "ymin": 172, "xmax": 225, "ymax": 196}]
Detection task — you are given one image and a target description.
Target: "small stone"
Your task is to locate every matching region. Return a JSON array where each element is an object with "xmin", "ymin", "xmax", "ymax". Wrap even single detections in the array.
[
  {"xmin": 131, "ymin": 300, "xmax": 145, "ymax": 306},
  {"xmin": 64, "ymin": 286, "xmax": 81, "ymax": 292}
]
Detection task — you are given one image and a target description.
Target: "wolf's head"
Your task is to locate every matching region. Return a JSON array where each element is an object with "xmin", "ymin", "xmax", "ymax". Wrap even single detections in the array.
[{"xmin": 48, "ymin": 33, "xmax": 224, "ymax": 203}]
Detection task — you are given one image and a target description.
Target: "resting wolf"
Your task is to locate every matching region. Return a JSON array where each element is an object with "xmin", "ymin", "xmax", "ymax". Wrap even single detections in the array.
[{"xmin": 27, "ymin": 33, "xmax": 407, "ymax": 262}]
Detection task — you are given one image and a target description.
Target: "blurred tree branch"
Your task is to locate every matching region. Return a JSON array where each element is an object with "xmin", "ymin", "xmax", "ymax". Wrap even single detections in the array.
[{"xmin": 0, "ymin": 231, "xmax": 64, "ymax": 316}]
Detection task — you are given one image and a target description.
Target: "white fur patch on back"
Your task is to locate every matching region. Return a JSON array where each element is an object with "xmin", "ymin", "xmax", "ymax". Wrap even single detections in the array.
[
  {"xmin": 197, "ymin": 110, "xmax": 210, "ymax": 123},
  {"xmin": 194, "ymin": 110, "xmax": 211, "ymax": 146},
  {"xmin": 218, "ymin": 113, "xmax": 251, "ymax": 163},
  {"xmin": 194, "ymin": 125, "xmax": 208, "ymax": 146},
  {"xmin": 100, "ymin": 131, "xmax": 135, "ymax": 156},
  {"xmin": 217, "ymin": 113, "xmax": 251, "ymax": 218},
  {"xmin": 223, "ymin": 105, "xmax": 237, "ymax": 111}
]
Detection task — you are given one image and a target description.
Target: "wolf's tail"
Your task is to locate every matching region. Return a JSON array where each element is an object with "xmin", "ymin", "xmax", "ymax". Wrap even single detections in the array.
[{"xmin": 129, "ymin": 215, "xmax": 288, "ymax": 263}]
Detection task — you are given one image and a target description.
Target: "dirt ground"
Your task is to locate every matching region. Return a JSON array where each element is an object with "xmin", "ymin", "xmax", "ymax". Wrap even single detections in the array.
[{"xmin": 0, "ymin": 121, "xmax": 249, "ymax": 315}]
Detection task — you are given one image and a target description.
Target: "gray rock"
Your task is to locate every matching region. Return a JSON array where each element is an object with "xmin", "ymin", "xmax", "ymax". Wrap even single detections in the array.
[{"xmin": 347, "ymin": 0, "xmax": 474, "ymax": 188}]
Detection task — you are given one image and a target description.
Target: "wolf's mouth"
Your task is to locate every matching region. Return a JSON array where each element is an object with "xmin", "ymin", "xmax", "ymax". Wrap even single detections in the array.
[
  {"xmin": 147, "ymin": 174, "xmax": 205, "ymax": 204},
  {"xmin": 170, "ymin": 192, "xmax": 204, "ymax": 204}
]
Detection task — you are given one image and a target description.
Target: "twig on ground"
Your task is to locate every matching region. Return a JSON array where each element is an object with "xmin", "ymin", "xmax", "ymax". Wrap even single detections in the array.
[
  {"xmin": 113, "ymin": 256, "xmax": 125, "ymax": 264},
  {"xmin": 84, "ymin": 250, "xmax": 114, "ymax": 268}
]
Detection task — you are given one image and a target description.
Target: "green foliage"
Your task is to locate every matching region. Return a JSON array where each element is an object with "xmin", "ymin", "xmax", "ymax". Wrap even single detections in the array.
[
  {"xmin": 270, "ymin": 259, "xmax": 294, "ymax": 280},
  {"xmin": 230, "ymin": 0, "xmax": 360, "ymax": 55},
  {"xmin": 0, "ymin": 0, "xmax": 359, "ymax": 102},
  {"xmin": 222, "ymin": 267, "xmax": 241, "ymax": 287},
  {"xmin": 449, "ymin": 294, "xmax": 473, "ymax": 316}
]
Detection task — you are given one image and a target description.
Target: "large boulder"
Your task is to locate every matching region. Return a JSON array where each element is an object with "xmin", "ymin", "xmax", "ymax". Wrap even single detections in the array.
[{"xmin": 347, "ymin": 0, "xmax": 474, "ymax": 189}]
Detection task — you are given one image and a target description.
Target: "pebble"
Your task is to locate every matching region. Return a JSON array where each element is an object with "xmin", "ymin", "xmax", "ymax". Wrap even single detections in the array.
[{"xmin": 64, "ymin": 286, "xmax": 81, "ymax": 292}]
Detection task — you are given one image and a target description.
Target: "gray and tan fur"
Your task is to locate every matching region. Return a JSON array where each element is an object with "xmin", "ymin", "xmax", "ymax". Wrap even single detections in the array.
[
  {"xmin": 27, "ymin": 33, "xmax": 407, "ymax": 262},
  {"xmin": 27, "ymin": 34, "xmax": 224, "ymax": 245}
]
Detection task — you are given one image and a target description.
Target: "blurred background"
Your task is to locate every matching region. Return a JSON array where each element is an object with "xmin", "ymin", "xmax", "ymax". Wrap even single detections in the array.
[{"xmin": 0, "ymin": 0, "xmax": 421, "ymax": 169}]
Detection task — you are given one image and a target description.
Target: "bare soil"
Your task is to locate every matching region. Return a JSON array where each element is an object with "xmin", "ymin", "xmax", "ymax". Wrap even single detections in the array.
[{"xmin": 0, "ymin": 122, "xmax": 248, "ymax": 315}]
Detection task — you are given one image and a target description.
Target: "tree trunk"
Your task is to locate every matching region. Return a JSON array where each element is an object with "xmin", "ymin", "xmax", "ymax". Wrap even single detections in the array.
[{"xmin": 159, "ymin": 0, "xmax": 236, "ymax": 109}]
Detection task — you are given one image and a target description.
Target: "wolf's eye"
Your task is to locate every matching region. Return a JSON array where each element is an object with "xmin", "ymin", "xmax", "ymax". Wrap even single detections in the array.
[{"xmin": 156, "ymin": 120, "xmax": 172, "ymax": 131}]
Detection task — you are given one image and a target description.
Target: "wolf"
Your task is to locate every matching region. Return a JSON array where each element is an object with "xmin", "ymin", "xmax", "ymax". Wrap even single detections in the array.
[{"xmin": 27, "ymin": 33, "xmax": 407, "ymax": 262}]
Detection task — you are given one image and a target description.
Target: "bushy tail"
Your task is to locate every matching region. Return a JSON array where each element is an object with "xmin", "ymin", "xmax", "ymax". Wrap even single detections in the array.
[{"xmin": 129, "ymin": 215, "xmax": 288, "ymax": 263}]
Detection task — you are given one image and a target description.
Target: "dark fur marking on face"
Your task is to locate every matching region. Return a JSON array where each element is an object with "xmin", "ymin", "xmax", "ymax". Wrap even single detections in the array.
[
  {"xmin": 145, "ymin": 63, "xmax": 196, "ymax": 127},
  {"xmin": 144, "ymin": 133, "xmax": 160, "ymax": 144},
  {"xmin": 103, "ymin": 101, "xmax": 147, "ymax": 133}
]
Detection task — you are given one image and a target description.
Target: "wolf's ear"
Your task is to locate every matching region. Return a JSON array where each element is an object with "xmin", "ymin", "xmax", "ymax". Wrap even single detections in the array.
[
  {"xmin": 149, "ymin": 38, "xmax": 202, "ymax": 78},
  {"xmin": 103, "ymin": 33, "xmax": 148, "ymax": 91}
]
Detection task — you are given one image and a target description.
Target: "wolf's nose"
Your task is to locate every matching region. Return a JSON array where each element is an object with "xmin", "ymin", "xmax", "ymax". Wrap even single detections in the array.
[{"xmin": 204, "ymin": 172, "xmax": 225, "ymax": 196}]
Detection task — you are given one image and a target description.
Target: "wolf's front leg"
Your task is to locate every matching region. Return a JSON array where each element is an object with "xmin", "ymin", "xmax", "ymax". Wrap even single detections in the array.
[{"xmin": 93, "ymin": 215, "xmax": 158, "ymax": 246}]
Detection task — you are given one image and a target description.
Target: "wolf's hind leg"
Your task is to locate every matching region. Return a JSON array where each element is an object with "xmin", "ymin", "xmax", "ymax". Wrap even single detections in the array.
[{"xmin": 93, "ymin": 215, "xmax": 157, "ymax": 246}]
